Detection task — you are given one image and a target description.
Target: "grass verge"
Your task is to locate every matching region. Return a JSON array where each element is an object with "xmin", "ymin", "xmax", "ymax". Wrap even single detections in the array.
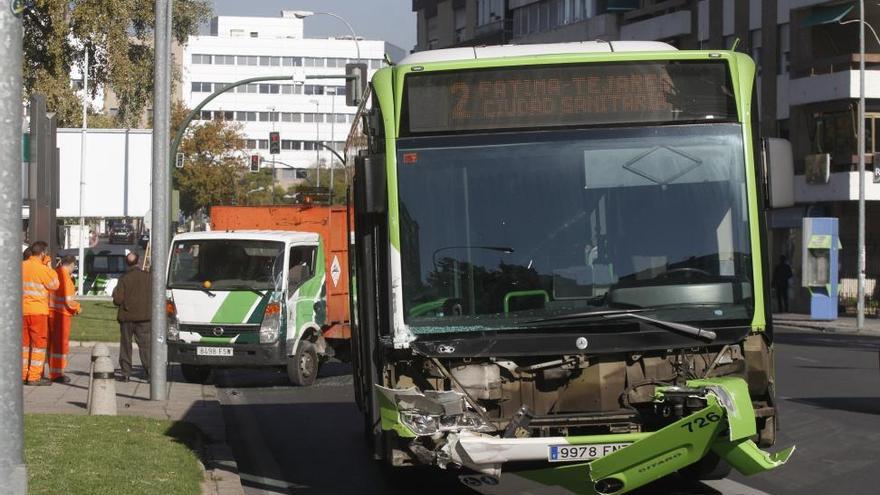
[
  {"xmin": 25, "ymin": 414, "xmax": 203, "ymax": 495},
  {"xmin": 71, "ymin": 299, "xmax": 118, "ymax": 342}
]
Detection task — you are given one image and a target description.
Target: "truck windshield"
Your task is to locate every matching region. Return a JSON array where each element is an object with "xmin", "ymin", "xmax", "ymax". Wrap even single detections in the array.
[
  {"xmin": 168, "ymin": 239, "xmax": 284, "ymax": 291},
  {"xmin": 397, "ymin": 123, "xmax": 753, "ymax": 333}
]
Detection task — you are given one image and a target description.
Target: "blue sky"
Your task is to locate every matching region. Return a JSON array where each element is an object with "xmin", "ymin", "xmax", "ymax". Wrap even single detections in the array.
[{"xmin": 210, "ymin": 0, "xmax": 417, "ymax": 52}]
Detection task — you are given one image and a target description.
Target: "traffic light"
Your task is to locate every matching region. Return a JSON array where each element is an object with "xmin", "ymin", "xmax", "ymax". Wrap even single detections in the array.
[
  {"xmin": 250, "ymin": 154, "xmax": 261, "ymax": 172},
  {"xmin": 269, "ymin": 131, "xmax": 280, "ymax": 155}
]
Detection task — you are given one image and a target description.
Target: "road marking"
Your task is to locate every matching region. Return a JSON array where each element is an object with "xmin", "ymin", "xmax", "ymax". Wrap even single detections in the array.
[
  {"xmin": 703, "ymin": 479, "xmax": 772, "ymax": 495},
  {"xmin": 793, "ymin": 356, "xmax": 820, "ymax": 363}
]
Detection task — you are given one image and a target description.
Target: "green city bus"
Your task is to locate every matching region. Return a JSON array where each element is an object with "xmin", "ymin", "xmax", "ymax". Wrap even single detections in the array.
[{"xmin": 347, "ymin": 41, "xmax": 794, "ymax": 495}]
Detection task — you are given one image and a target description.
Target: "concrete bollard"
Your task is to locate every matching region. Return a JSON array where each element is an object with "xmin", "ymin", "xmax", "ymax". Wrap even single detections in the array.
[{"xmin": 88, "ymin": 344, "xmax": 117, "ymax": 416}]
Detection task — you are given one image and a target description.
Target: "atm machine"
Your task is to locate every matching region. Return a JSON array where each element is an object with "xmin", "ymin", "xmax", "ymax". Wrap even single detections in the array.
[{"xmin": 802, "ymin": 217, "xmax": 841, "ymax": 320}]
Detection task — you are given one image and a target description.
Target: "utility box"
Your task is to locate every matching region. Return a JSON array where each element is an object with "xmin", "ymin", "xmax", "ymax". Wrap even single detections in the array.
[{"xmin": 802, "ymin": 217, "xmax": 840, "ymax": 320}]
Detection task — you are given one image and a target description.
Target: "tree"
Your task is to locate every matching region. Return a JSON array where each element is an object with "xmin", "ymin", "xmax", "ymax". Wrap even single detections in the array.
[
  {"xmin": 172, "ymin": 103, "xmax": 252, "ymax": 215},
  {"xmin": 22, "ymin": 0, "xmax": 211, "ymax": 127}
]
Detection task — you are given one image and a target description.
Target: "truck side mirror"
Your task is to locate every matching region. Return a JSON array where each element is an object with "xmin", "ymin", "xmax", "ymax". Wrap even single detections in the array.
[
  {"xmin": 355, "ymin": 154, "xmax": 386, "ymax": 214},
  {"xmin": 764, "ymin": 138, "xmax": 794, "ymax": 208}
]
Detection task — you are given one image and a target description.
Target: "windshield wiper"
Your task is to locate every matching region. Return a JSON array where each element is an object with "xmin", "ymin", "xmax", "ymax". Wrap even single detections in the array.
[
  {"xmin": 222, "ymin": 286, "xmax": 268, "ymax": 297},
  {"xmin": 525, "ymin": 309, "xmax": 716, "ymax": 342}
]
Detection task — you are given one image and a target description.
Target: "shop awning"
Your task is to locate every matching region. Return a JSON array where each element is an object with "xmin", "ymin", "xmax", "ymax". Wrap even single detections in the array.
[
  {"xmin": 606, "ymin": 0, "xmax": 640, "ymax": 12},
  {"xmin": 804, "ymin": 3, "xmax": 855, "ymax": 27}
]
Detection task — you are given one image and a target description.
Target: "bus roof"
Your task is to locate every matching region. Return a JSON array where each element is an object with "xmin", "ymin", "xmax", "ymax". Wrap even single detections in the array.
[{"xmin": 398, "ymin": 41, "xmax": 677, "ymax": 66}]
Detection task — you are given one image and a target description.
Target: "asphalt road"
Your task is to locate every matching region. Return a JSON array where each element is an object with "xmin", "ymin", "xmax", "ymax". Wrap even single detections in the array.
[{"xmin": 212, "ymin": 326, "xmax": 880, "ymax": 495}]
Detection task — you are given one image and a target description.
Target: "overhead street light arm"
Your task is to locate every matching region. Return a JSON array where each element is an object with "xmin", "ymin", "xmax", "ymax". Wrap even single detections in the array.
[{"xmin": 170, "ymin": 74, "xmax": 298, "ymax": 169}]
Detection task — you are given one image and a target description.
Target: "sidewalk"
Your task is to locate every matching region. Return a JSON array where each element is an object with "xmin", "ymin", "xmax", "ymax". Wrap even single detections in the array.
[
  {"xmin": 773, "ymin": 312, "xmax": 880, "ymax": 336},
  {"xmin": 23, "ymin": 346, "xmax": 243, "ymax": 495}
]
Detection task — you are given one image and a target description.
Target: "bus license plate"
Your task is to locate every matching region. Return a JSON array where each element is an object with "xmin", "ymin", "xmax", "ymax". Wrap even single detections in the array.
[
  {"xmin": 548, "ymin": 443, "xmax": 630, "ymax": 462},
  {"xmin": 196, "ymin": 346, "xmax": 233, "ymax": 357}
]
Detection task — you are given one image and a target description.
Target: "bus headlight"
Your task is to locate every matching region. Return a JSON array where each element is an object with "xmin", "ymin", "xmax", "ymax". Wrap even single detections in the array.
[
  {"xmin": 259, "ymin": 302, "xmax": 281, "ymax": 344},
  {"xmin": 400, "ymin": 410, "xmax": 493, "ymax": 436}
]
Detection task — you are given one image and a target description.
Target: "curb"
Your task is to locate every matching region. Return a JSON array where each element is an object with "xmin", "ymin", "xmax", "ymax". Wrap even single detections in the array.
[
  {"xmin": 773, "ymin": 320, "xmax": 880, "ymax": 337},
  {"xmin": 66, "ymin": 343, "xmax": 244, "ymax": 494}
]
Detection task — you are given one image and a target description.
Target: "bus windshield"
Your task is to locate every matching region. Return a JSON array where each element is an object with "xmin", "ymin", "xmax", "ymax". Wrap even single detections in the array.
[
  {"xmin": 168, "ymin": 239, "xmax": 285, "ymax": 291},
  {"xmin": 397, "ymin": 123, "xmax": 753, "ymax": 333}
]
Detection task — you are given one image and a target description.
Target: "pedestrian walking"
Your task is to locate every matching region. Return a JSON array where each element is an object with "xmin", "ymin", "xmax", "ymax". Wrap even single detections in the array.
[
  {"xmin": 48, "ymin": 255, "xmax": 81, "ymax": 383},
  {"xmin": 772, "ymin": 255, "xmax": 794, "ymax": 313},
  {"xmin": 22, "ymin": 241, "xmax": 60, "ymax": 386},
  {"xmin": 112, "ymin": 252, "xmax": 152, "ymax": 381}
]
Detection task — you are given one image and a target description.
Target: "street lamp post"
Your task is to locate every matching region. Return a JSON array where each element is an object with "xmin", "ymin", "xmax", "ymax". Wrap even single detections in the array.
[
  {"xmin": 309, "ymin": 99, "xmax": 320, "ymax": 187},
  {"xmin": 291, "ymin": 10, "xmax": 362, "ymax": 63},
  {"xmin": 328, "ymin": 87, "xmax": 337, "ymax": 198},
  {"xmin": 293, "ymin": 10, "xmax": 361, "ymax": 194},
  {"xmin": 858, "ymin": 1, "xmax": 866, "ymax": 332}
]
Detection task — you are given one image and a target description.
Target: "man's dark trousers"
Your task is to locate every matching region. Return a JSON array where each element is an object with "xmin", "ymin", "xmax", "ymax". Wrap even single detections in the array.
[{"xmin": 119, "ymin": 321, "xmax": 151, "ymax": 378}]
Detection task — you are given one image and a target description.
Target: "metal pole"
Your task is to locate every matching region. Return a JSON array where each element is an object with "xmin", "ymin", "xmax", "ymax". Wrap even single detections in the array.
[
  {"xmin": 0, "ymin": 2, "xmax": 27, "ymax": 493},
  {"xmin": 858, "ymin": 0, "xmax": 866, "ymax": 332},
  {"xmin": 330, "ymin": 89, "xmax": 336, "ymax": 201},
  {"xmin": 77, "ymin": 50, "xmax": 88, "ymax": 296},
  {"xmin": 314, "ymin": 100, "xmax": 321, "ymax": 187},
  {"xmin": 150, "ymin": 0, "xmax": 171, "ymax": 400}
]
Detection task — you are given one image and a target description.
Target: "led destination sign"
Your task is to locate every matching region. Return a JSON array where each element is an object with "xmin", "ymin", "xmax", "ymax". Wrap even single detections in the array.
[{"xmin": 403, "ymin": 61, "xmax": 737, "ymax": 135}]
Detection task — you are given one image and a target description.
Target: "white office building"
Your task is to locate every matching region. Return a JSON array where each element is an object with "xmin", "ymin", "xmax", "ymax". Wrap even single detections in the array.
[{"xmin": 182, "ymin": 11, "xmax": 405, "ymax": 183}]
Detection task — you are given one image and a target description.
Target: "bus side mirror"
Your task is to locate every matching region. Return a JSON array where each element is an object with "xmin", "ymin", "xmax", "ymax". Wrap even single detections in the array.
[
  {"xmin": 355, "ymin": 154, "xmax": 386, "ymax": 214},
  {"xmin": 764, "ymin": 138, "xmax": 794, "ymax": 208}
]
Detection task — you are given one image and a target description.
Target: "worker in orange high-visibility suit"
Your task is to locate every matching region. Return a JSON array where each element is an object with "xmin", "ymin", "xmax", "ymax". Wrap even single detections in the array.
[
  {"xmin": 22, "ymin": 241, "xmax": 60, "ymax": 386},
  {"xmin": 48, "ymin": 255, "xmax": 81, "ymax": 383}
]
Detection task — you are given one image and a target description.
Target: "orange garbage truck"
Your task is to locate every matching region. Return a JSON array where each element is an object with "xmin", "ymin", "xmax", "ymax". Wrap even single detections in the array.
[{"xmin": 165, "ymin": 205, "xmax": 351, "ymax": 385}]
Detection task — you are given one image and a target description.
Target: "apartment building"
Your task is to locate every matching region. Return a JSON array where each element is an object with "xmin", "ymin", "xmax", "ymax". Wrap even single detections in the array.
[
  {"xmin": 182, "ymin": 11, "xmax": 405, "ymax": 185},
  {"xmin": 412, "ymin": 0, "xmax": 880, "ymax": 312}
]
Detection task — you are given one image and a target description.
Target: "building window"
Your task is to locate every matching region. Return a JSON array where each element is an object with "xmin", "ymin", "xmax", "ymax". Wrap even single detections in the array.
[
  {"xmin": 258, "ymin": 84, "xmax": 280, "ymax": 94},
  {"xmin": 750, "ymin": 29, "xmax": 762, "ymax": 76},
  {"xmin": 258, "ymin": 139, "xmax": 268, "ymax": 149},
  {"xmin": 246, "ymin": 139, "xmax": 257, "ymax": 149},
  {"xmin": 191, "ymin": 82, "xmax": 212, "ymax": 92},
  {"xmin": 304, "ymin": 85, "xmax": 325, "ymax": 95},
  {"xmin": 237, "ymin": 55, "xmax": 258, "ymax": 66},
  {"xmin": 250, "ymin": 31, "xmax": 258, "ymax": 38},
  {"xmin": 281, "ymin": 112, "xmax": 302, "ymax": 122},
  {"xmin": 282, "ymin": 56, "xmax": 302, "ymax": 67},
  {"xmin": 811, "ymin": 110, "xmax": 856, "ymax": 158},
  {"xmin": 215, "ymin": 111, "xmax": 233, "ymax": 121},
  {"xmin": 192, "ymin": 54, "xmax": 211, "ymax": 64},
  {"xmin": 477, "ymin": 0, "xmax": 504, "ymax": 26},
  {"xmin": 334, "ymin": 114, "xmax": 348, "ymax": 124},
  {"xmin": 215, "ymin": 55, "xmax": 235, "ymax": 65},
  {"xmin": 777, "ymin": 23, "xmax": 790, "ymax": 75}
]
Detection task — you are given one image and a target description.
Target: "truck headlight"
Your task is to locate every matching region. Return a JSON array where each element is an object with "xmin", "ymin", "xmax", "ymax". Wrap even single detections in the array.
[
  {"xmin": 166, "ymin": 299, "xmax": 179, "ymax": 342},
  {"xmin": 259, "ymin": 302, "xmax": 281, "ymax": 344}
]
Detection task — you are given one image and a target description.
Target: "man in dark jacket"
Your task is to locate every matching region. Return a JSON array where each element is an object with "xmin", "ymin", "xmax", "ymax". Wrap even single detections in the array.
[{"xmin": 112, "ymin": 252, "xmax": 152, "ymax": 381}]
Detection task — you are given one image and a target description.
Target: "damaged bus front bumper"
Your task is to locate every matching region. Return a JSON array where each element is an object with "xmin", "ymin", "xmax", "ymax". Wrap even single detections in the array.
[{"xmin": 378, "ymin": 376, "xmax": 794, "ymax": 495}]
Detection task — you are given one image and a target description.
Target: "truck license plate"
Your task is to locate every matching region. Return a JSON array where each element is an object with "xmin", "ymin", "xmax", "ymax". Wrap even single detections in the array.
[
  {"xmin": 548, "ymin": 443, "xmax": 630, "ymax": 462},
  {"xmin": 196, "ymin": 346, "xmax": 233, "ymax": 357}
]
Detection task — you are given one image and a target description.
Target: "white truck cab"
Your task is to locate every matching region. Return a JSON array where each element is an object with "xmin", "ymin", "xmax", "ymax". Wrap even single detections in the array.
[{"xmin": 165, "ymin": 230, "xmax": 330, "ymax": 385}]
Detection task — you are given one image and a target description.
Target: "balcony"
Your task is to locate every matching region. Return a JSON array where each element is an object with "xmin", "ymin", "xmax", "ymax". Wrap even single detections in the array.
[
  {"xmin": 795, "ymin": 171, "xmax": 880, "ymax": 203},
  {"xmin": 619, "ymin": 9, "xmax": 690, "ymax": 41},
  {"xmin": 788, "ymin": 55, "xmax": 880, "ymax": 106}
]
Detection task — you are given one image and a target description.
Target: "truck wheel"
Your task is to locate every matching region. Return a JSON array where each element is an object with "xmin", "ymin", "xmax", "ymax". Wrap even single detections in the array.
[
  {"xmin": 287, "ymin": 342, "xmax": 318, "ymax": 386},
  {"xmin": 180, "ymin": 364, "xmax": 211, "ymax": 384}
]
